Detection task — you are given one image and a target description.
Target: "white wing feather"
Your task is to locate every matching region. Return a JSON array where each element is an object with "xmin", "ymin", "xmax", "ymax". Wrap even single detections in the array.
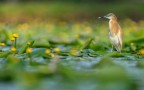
[{"xmin": 109, "ymin": 30, "xmax": 122, "ymax": 52}]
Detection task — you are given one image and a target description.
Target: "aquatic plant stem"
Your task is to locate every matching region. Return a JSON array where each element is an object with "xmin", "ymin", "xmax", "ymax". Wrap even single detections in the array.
[{"xmin": 14, "ymin": 38, "xmax": 17, "ymax": 48}]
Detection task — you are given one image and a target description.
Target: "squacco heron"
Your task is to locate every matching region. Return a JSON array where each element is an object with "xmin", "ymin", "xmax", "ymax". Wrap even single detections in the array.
[{"xmin": 99, "ymin": 13, "xmax": 123, "ymax": 52}]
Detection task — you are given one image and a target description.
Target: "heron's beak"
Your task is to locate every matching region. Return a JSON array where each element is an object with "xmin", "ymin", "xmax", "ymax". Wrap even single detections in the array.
[{"xmin": 98, "ymin": 16, "xmax": 104, "ymax": 19}]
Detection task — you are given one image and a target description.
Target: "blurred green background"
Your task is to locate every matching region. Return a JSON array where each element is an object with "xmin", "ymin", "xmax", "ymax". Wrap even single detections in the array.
[
  {"xmin": 0, "ymin": 0, "xmax": 144, "ymax": 23},
  {"xmin": 0, "ymin": 0, "xmax": 144, "ymax": 90}
]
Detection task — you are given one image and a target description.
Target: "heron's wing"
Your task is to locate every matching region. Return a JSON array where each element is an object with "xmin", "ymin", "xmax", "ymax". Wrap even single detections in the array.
[
  {"xmin": 114, "ymin": 31, "xmax": 122, "ymax": 52},
  {"xmin": 109, "ymin": 20, "xmax": 122, "ymax": 52},
  {"xmin": 109, "ymin": 30, "xmax": 122, "ymax": 52}
]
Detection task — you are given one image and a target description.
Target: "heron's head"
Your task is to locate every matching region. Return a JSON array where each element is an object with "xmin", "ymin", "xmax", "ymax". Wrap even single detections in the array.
[{"xmin": 98, "ymin": 13, "xmax": 116, "ymax": 20}]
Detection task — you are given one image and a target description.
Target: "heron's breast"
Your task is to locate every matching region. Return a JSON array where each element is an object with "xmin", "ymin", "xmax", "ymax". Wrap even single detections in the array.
[{"xmin": 109, "ymin": 20, "xmax": 120, "ymax": 35}]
